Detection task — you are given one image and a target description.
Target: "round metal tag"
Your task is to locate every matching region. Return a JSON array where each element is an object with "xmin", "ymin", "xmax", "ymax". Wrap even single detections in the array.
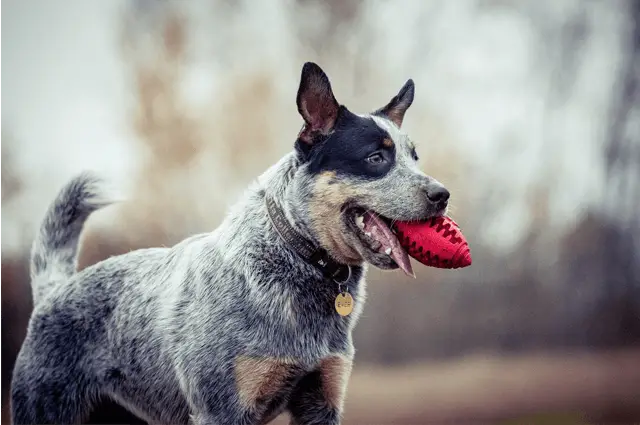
[{"xmin": 335, "ymin": 292, "xmax": 354, "ymax": 316}]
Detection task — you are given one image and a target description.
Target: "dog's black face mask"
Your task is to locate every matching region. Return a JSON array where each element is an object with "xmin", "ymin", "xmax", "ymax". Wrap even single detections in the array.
[{"xmin": 292, "ymin": 62, "xmax": 449, "ymax": 271}]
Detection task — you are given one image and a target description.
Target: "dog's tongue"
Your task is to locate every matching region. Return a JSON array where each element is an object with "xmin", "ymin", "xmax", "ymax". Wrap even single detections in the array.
[{"xmin": 362, "ymin": 212, "xmax": 415, "ymax": 278}]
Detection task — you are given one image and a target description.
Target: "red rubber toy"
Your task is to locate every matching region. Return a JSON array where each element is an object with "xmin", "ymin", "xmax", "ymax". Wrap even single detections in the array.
[{"xmin": 393, "ymin": 216, "xmax": 472, "ymax": 269}]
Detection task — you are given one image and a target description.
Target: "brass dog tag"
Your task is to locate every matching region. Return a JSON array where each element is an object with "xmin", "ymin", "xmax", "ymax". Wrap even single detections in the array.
[{"xmin": 335, "ymin": 292, "xmax": 354, "ymax": 316}]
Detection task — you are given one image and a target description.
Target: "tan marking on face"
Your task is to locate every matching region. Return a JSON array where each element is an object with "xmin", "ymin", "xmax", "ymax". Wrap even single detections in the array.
[
  {"xmin": 383, "ymin": 137, "xmax": 394, "ymax": 148},
  {"xmin": 309, "ymin": 173, "xmax": 364, "ymax": 264},
  {"xmin": 320, "ymin": 170, "xmax": 336, "ymax": 180},
  {"xmin": 235, "ymin": 356, "xmax": 301, "ymax": 407},
  {"xmin": 319, "ymin": 354, "xmax": 353, "ymax": 410}
]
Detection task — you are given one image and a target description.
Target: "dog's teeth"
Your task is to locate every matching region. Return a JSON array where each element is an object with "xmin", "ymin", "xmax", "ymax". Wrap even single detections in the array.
[
  {"xmin": 365, "ymin": 232, "xmax": 372, "ymax": 237},
  {"xmin": 355, "ymin": 216, "xmax": 364, "ymax": 229},
  {"xmin": 385, "ymin": 248, "xmax": 392, "ymax": 255}
]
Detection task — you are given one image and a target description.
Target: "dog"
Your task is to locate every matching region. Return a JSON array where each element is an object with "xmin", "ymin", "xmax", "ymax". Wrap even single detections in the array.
[{"xmin": 11, "ymin": 62, "xmax": 449, "ymax": 425}]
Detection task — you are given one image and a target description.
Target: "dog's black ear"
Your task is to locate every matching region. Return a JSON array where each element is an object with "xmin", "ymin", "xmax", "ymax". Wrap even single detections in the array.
[
  {"xmin": 296, "ymin": 62, "xmax": 339, "ymax": 145},
  {"xmin": 373, "ymin": 79, "xmax": 415, "ymax": 128}
]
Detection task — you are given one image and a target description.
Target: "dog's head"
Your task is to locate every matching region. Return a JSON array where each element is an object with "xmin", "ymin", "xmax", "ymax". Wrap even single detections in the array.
[{"xmin": 289, "ymin": 63, "xmax": 449, "ymax": 271}]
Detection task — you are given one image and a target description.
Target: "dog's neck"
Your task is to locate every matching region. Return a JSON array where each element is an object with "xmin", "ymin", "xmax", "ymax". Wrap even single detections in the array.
[
  {"xmin": 221, "ymin": 152, "xmax": 360, "ymax": 280},
  {"xmin": 265, "ymin": 193, "xmax": 351, "ymax": 283},
  {"xmin": 259, "ymin": 152, "xmax": 317, "ymax": 242},
  {"xmin": 214, "ymin": 151, "xmax": 365, "ymax": 331}
]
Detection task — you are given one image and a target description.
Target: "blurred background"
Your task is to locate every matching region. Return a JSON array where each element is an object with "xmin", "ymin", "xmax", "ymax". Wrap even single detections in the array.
[{"xmin": 2, "ymin": 0, "xmax": 640, "ymax": 423}]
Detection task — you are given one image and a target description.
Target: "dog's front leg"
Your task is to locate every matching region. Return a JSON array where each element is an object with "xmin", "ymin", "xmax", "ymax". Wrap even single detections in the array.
[
  {"xmin": 188, "ymin": 403, "xmax": 250, "ymax": 425},
  {"xmin": 183, "ymin": 370, "xmax": 252, "ymax": 425},
  {"xmin": 187, "ymin": 354, "xmax": 301, "ymax": 425},
  {"xmin": 288, "ymin": 354, "xmax": 353, "ymax": 425},
  {"xmin": 189, "ymin": 413, "xmax": 235, "ymax": 425}
]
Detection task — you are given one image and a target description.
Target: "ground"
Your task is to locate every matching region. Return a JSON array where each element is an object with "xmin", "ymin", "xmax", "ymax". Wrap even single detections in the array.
[{"xmin": 3, "ymin": 349, "xmax": 639, "ymax": 424}]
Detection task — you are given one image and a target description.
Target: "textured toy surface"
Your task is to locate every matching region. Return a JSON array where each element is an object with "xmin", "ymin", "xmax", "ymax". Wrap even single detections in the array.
[{"xmin": 393, "ymin": 216, "xmax": 472, "ymax": 269}]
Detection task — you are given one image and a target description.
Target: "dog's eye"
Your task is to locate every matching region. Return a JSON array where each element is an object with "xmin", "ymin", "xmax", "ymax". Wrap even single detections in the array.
[
  {"xmin": 411, "ymin": 149, "xmax": 419, "ymax": 161},
  {"xmin": 366, "ymin": 153, "xmax": 385, "ymax": 164}
]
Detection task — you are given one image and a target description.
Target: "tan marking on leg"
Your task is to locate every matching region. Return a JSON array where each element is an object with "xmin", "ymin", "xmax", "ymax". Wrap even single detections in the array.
[
  {"xmin": 382, "ymin": 137, "xmax": 394, "ymax": 148},
  {"xmin": 309, "ymin": 173, "xmax": 363, "ymax": 264},
  {"xmin": 319, "ymin": 354, "xmax": 353, "ymax": 410},
  {"xmin": 235, "ymin": 356, "xmax": 301, "ymax": 407}
]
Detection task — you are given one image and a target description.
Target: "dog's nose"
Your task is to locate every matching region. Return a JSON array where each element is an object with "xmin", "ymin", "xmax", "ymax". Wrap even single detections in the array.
[{"xmin": 426, "ymin": 185, "xmax": 450, "ymax": 204}]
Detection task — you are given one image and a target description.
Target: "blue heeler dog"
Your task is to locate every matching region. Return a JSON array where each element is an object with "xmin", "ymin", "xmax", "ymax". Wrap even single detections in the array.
[{"xmin": 11, "ymin": 62, "xmax": 450, "ymax": 425}]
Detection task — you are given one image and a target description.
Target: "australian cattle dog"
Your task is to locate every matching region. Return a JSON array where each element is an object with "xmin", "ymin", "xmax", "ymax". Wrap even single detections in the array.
[{"xmin": 11, "ymin": 62, "xmax": 450, "ymax": 425}]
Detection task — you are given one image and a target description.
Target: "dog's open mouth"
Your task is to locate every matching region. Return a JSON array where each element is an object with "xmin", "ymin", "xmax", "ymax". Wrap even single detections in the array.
[{"xmin": 346, "ymin": 208, "xmax": 415, "ymax": 277}]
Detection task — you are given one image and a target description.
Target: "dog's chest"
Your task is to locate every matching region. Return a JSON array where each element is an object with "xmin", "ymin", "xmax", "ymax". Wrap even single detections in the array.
[
  {"xmin": 235, "ymin": 356, "xmax": 302, "ymax": 398},
  {"xmin": 233, "ymin": 356, "xmax": 303, "ymax": 420},
  {"xmin": 234, "ymin": 354, "xmax": 352, "ymax": 422}
]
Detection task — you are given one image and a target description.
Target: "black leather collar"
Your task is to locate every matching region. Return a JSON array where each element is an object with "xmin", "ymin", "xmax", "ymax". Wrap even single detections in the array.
[{"xmin": 265, "ymin": 195, "xmax": 351, "ymax": 283}]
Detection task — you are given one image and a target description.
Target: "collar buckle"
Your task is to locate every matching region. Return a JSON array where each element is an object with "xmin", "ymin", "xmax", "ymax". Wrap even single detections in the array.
[
  {"xmin": 332, "ymin": 264, "xmax": 351, "ymax": 284},
  {"xmin": 309, "ymin": 250, "xmax": 350, "ymax": 283}
]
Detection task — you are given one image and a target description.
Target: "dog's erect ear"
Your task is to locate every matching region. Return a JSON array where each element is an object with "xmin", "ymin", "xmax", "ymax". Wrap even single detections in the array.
[
  {"xmin": 373, "ymin": 79, "xmax": 415, "ymax": 128},
  {"xmin": 296, "ymin": 62, "xmax": 340, "ymax": 144}
]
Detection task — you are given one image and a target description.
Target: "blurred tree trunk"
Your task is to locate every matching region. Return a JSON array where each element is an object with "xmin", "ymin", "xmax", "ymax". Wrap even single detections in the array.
[
  {"xmin": 599, "ymin": 0, "xmax": 640, "ymax": 344},
  {"xmin": 560, "ymin": 0, "xmax": 640, "ymax": 347}
]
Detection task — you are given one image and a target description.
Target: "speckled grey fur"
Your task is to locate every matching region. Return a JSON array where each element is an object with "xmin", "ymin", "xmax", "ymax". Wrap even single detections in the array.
[
  {"xmin": 11, "ymin": 159, "xmax": 364, "ymax": 425},
  {"xmin": 11, "ymin": 66, "xmax": 446, "ymax": 425}
]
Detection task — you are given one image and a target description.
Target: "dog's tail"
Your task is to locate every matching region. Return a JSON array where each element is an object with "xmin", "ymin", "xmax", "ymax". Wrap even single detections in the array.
[{"xmin": 30, "ymin": 172, "xmax": 112, "ymax": 304}]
